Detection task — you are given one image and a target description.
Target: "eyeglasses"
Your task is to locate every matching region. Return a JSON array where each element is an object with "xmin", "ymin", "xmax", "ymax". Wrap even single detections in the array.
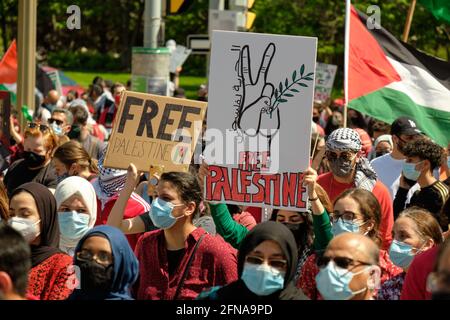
[
  {"xmin": 48, "ymin": 118, "xmax": 64, "ymax": 126},
  {"xmin": 316, "ymin": 255, "xmax": 372, "ymax": 270},
  {"xmin": 330, "ymin": 210, "xmax": 360, "ymax": 224},
  {"xmin": 245, "ymin": 255, "xmax": 287, "ymax": 271},
  {"xmin": 27, "ymin": 122, "xmax": 50, "ymax": 133},
  {"xmin": 325, "ymin": 151, "xmax": 356, "ymax": 162},
  {"xmin": 76, "ymin": 249, "xmax": 113, "ymax": 266},
  {"xmin": 427, "ymin": 271, "xmax": 450, "ymax": 293}
]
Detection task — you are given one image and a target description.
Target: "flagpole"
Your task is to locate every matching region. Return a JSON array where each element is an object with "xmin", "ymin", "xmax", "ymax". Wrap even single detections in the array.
[
  {"xmin": 344, "ymin": 0, "xmax": 351, "ymax": 128},
  {"xmin": 402, "ymin": 0, "xmax": 417, "ymax": 42}
]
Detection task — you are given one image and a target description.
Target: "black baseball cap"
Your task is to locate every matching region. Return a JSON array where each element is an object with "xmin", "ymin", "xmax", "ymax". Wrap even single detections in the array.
[{"xmin": 390, "ymin": 117, "xmax": 423, "ymax": 136}]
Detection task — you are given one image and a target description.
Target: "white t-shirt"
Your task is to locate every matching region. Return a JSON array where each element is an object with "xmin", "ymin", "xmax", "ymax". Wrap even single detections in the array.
[{"xmin": 370, "ymin": 153, "xmax": 419, "ymax": 203}]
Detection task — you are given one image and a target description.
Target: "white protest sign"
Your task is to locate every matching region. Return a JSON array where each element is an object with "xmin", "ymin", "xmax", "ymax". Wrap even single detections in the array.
[
  {"xmin": 169, "ymin": 45, "xmax": 192, "ymax": 73},
  {"xmin": 314, "ymin": 62, "xmax": 337, "ymax": 103},
  {"xmin": 205, "ymin": 31, "xmax": 317, "ymax": 211}
]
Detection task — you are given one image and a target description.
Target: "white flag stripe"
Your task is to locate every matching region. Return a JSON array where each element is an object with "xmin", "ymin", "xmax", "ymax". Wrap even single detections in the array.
[{"xmin": 386, "ymin": 57, "xmax": 450, "ymax": 112}]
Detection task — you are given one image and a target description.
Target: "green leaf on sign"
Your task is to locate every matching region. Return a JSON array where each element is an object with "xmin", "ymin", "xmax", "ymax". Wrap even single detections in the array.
[
  {"xmin": 285, "ymin": 78, "xmax": 289, "ymax": 87},
  {"xmin": 300, "ymin": 64, "xmax": 305, "ymax": 77},
  {"xmin": 278, "ymin": 99, "xmax": 288, "ymax": 103},
  {"xmin": 303, "ymin": 77, "xmax": 313, "ymax": 81},
  {"xmin": 274, "ymin": 88, "xmax": 278, "ymax": 98},
  {"xmin": 290, "ymin": 88, "xmax": 299, "ymax": 93},
  {"xmin": 306, "ymin": 72, "xmax": 314, "ymax": 77},
  {"xmin": 279, "ymin": 82, "xmax": 283, "ymax": 92},
  {"xmin": 292, "ymin": 70, "xmax": 297, "ymax": 82},
  {"xmin": 297, "ymin": 83, "xmax": 308, "ymax": 87},
  {"xmin": 283, "ymin": 93, "xmax": 294, "ymax": 97}
]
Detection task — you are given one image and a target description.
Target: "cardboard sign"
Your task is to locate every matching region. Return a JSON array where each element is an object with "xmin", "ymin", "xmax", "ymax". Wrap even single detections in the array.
[
  {"xmin": 169, "ymin": 45, "xmax": 192, "ymax": 73},
  {"xmin": 314, "ymin": 62, "xmax": 337, "ymax": 103},
  {"xmin": 205, "ymin": 31, "xmax": 317, "ymax": 211},
  {"xmin": 104, "ymin": 91, "xmax": 207, "ymax": 172}
]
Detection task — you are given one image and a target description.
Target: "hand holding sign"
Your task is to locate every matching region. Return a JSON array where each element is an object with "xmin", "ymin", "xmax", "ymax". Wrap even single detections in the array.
[
  {"xmin": 237, "ymin": 43, "xmax": 279, "ymax": 137},
  {"xmin": 197, "ymin": 160, "xmax": 210, "ymax": 196},
  {"xmin": 125, "ymin": 163, "xmax": 139, "ymax": 191}
]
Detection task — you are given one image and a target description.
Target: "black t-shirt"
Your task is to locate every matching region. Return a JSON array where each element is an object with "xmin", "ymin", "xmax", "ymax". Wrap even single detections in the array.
[
  {"xmin": 167, "ymin": 248, "xmax": 186, "ymax": 277},
  {"xmin": 4, "ymin": 159, "xmax": 58, "ymax": 197},
  {"xmin": 139, "ymin": 212, "xmax": 159, "ymax": 233}
]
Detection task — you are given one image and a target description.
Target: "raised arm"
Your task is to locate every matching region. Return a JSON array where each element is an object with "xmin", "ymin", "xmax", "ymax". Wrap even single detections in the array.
[
  {"xmin": 106, "ymin": 163, "xmax": 146, "ymax": 234},
  {"xmin": 304, "ymin": 167, "xmax": 333, "ymax": 251}
]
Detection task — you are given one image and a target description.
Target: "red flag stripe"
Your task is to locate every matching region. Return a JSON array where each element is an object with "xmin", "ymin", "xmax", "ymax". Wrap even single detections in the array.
[
  {"xmin": 0, "ymin": 40, "xmax": 18, "ymax": 84},
  {"xmin": 348, "ymin": 6, "xmax": 401, "ymax": 101}
]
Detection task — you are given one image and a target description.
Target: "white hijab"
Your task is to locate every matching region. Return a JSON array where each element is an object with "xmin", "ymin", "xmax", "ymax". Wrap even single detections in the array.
[{"xmin": 54, "ymin": 176, "xmax": 98, "ymax": 255}]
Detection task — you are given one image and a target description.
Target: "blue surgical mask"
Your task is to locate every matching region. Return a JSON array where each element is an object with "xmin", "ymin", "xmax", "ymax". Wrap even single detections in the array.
[
  {"xmin": 149, "ymin": 198, "xmax": 184, "ymax": 229},
  {"xmin": 58, "ymin": 211, "xmax": 90, "ymax": 240},
  {"xmin": 50, "ymin": 122, "xmax": 63, "ymax": 136},
  {"xmin": 316, "ymin": 261, "xmax": 369, "ymax": 300},
  {"xmin": 241, "ymin": 262, "xmax": 285, "ymax": 296},
  {"xmin": 332, "ymin": 218, "xmax": 361, "ymax": 236},
  {"xmin": 389, "ymin": 240, "xmax": 420, "ymax": 269},
  {"xmin": 402, "ymin": 161, "xmax": 422, "ymax": 181}
]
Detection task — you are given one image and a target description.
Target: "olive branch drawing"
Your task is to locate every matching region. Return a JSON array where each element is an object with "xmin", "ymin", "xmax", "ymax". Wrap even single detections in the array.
[{"xmin": 270, "ymin": 64, "xmax": 314, "ymax": 114}]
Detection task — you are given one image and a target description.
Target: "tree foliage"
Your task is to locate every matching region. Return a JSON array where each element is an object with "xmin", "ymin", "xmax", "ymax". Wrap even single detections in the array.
[{"xmin": 0, "ymin": 0, "xmax": 447, "ymax": 81}]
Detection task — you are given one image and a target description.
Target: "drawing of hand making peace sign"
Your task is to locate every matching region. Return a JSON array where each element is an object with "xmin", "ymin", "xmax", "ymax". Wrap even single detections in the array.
[{"xmin": 235, "ymin": 43, "xmax": 280, "ymax": 137}]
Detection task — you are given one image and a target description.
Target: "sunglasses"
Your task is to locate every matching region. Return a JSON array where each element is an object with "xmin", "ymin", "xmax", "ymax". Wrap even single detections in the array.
[
  {"xmin": 246, "ymin": 255, "xmax": 287, "ymax": 270},
  {"xmin": 316, "ymin": 255, "xmax": 372, "ymax": 270},
  {"xmin": 48, "ymin": 118, "xmax": 64, "ymax": 126},
  {"xmin": 325, "ymin": 151, "xmax": 356, "ymax": 161},
  {"xmin": 77, "ymin": 249, "xmax": 113, "ymax": 267},
  {"xmin": 27, "ymin": 122, "xmax": 50, "ymax": 133}
]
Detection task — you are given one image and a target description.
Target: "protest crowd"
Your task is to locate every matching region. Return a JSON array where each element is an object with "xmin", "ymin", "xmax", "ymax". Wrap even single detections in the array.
[
  {"xmin": 1, "ymin": 2, "xmax": 450, "ymax": 303},
  {"xmin": 0, "ymin": 71, "xmax": 449, "ymax": 302}
]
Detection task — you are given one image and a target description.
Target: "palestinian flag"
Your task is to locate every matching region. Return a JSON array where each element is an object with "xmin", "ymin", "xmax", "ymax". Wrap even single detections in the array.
[
  {"xmin": 418, "ymin": 0, "xmax": 450, "ymax": 24},
  {"xmin": 345, "ymin": 4, "xmax": 450, "ymax": 146},
  {"xmin": 0, "ymin": 39, "xmax": 17, "ymax": 84}
]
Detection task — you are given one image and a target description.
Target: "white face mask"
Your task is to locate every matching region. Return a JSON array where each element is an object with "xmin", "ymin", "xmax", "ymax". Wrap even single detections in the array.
[{"xmin": 9, "ymin": 217, "xmax": 41, "ymax": 243}]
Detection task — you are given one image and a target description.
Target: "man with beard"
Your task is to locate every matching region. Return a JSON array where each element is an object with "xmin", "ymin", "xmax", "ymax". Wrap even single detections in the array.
[{"xmin": 317, "ymin": 128, "xmax": 393, "ymax": 249}]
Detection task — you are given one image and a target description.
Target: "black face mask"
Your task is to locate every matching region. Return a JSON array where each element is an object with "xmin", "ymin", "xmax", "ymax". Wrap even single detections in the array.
[
  {"xmin": 77, "ymin": 260, "xmax": 114, "ymax": 292},
  {"xmin": 313, "ymin": 116, "xmax": 320, "ymax": 123},
  {"xmin": 329, "ymin": 158, "xmax": 354, "ymax": 177},
  {"xmin": 282, "ymin": 222, "xmax": 301, "ymax": 232},
  {"xmin": 68, "ymin": 125, "xmax": 81, "ymax": 140},
  {"xmin": 23, "ymin": 151, "xmax": 46, "ymax": 168}
]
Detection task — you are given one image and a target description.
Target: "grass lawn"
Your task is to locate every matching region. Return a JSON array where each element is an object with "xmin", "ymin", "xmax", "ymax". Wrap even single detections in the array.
[{"xmin": 63, "ymin": 71, "xmax": 206, "ymax": 100}]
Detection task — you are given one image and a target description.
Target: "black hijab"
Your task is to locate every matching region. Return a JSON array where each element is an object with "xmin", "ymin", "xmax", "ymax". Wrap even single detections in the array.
[
  {"xmin": 11, "ymin": 182, "xmax": 62, "ymax": 267},
  {"xmin": 206, "ymin": 221, "xmax": 308, "ymax": 300}
]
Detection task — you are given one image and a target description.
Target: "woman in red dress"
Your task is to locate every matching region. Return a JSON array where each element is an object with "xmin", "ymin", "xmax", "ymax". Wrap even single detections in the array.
[{"xmin": 8, "ymin": 182, "xmax": 74, "ymax": 300}]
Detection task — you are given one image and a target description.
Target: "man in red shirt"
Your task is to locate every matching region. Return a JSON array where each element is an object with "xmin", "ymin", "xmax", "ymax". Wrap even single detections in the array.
[
  {"xmin": 134, "ymin": 171, "xmax": 238, "ymax": 300},
  {"xmin": 317, "ymin": 128, "xmax": 393, "ymax": 249}
]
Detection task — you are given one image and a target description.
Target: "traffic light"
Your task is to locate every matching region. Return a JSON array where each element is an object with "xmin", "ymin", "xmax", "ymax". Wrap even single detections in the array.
[
  {"xmin": 229, "ymin": 0, "xmax": 256, "ymax": 30},
  {"xmin": 166, "ymin": 0, "xmax": 194, "ymax": 15}
]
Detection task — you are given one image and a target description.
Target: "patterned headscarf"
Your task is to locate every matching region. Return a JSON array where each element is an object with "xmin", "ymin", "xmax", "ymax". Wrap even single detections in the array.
[
  {"xmin": 326, "ymin": 128, "xmax": 362, "ymax": 152},
  {"xmin": 326, "ymin": 128, "xmax": 377, "ymax": 191},
  {"xmin": 92, "ymin": 148, "xmax": 127, "ymax": 202}
]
